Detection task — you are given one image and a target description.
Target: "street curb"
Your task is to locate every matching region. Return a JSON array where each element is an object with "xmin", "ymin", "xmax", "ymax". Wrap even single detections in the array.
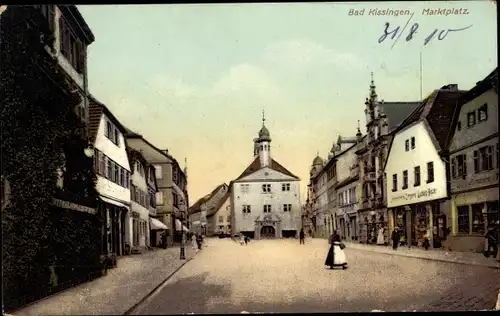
[
  {"xmin": 123, "ymin": 257, "xmax": 194, "ymax": 315},
  {"xmin": 346, "ymin": 244, "xmax": 500, "ymax": 270}
]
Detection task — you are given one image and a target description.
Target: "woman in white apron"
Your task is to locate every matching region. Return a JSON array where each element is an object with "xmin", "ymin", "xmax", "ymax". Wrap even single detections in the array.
[
  {"xmin": 191, "ymin": 233, "xmax": 198, "ymax": 250},
  {"xmin": 325, "ymin": 231, "xmax": 348, "ymax": 269}
]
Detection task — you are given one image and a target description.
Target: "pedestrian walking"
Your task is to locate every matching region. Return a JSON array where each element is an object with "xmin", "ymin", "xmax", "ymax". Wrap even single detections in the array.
[
  {"xmin": 391, "ymin": 227, "xmax": 401, "ymax": 250},
  {"xmin": 324, "ymin": 230, "xmax": 347, "ymax": 269},
  {"xmin": 244, "ymin": 236, "xmax": 250, "ymax": 245},
  {"xmin": 299, "ymin": 228, "xmax": 305, "ymax": 245},
  {"xmin": 196, "ymin": 233, "xmax": 203, "ymax": 250},
  {"xmin": 240, "ymin": 234, "xmax": 245, "ymax": 246},
  {"xmin": 191, "ymin": 233, "xmax": 198, "ymax": 250},
  {"xmin": 484, "ymin": 224, "xmax": 499, "ymax": 258}
]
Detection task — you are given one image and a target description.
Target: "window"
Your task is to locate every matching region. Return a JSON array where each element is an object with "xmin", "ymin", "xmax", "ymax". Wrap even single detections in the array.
[
  {"xmin": 414, "ymin": 166, "xmax": 421, "ymax": 186},
  {"xmin": 474, "ymin": 146, "xmax": 494, "ymax": 173},
  {"xmin": 172, "ymin": 192, "xmax": 179, "ymax": 207},
  {"xmin": 119, "ymin": 168, "xmax": 124, "ymax": 186},
  {"xmin": 392, "ymin": 174, "xmax": 398, "ymax": 192},
  {"xmin": 410, "ymin": 137, "xmax": 415, "ymax": 149},
  {"xmin": 263, "ymin": 205, "xmax": 272, "ymax": 213},
  {"xmin": 40, "ymin": 5, "xmax": 56, "ymax": 32},
  {"xmin": 113, "ymin": 128, "xmax": 120, "ymax": 146},
  {"xmin": 154, "ymin": 165, "xmax": 163, "ymax": 179},
  {"xmin": 218, "ymin": 216, "xmax": 223, "ymax": 222},
  {"xmin": 456, "ymin": 154, "xmax": 467, "ymax": 178},
  {"xmin": 106, "ymin": 159, "xmax": 112, "ymax": 179},
  {"xmin": 156, "ymin": 191, "xmax": 164, "ymax": 205},
  {"xmin": 173, "ymin": 168, "xmax": 178, "ymax": 183},
  {"xmin": 227, "ymin": 215, "xmax": 231, "ymax": 223},
  {"xmin": 98, "ymin": 151, "xmax": 105, "ymax": 175},
  {"xmin": 471, "ymin": 203, "xmax": 485, "ymax": 235},
  {"xmin": 125, "ymin": 172, "xmax": 130, "ymax": 188},
  {"xmin": 486, "ymin": 201, "xmax": 499, "ymax": 226},
  {"xmin": 242, "ymin": 205, "xmax": 251, "ymax": 214},
  {"xmin": 106, "ymin": 121, "xmax": 112, "ymax": 138},
  {"xmin": 405, "ymin": 139, "xmax": 410, "ymax": 152},
  {"xmin": 59, "ymin": 16, "xmax": 85, "ymax": 73},
  {"xmin": 402, "ymin": 170, "xmax": 408, "ymax": 189},
  {"xmin": 457, "ymin": 121, "xmax": 461, "ymax": 131},
  {"xmin": 457, "ymin": 205, "xmax": 469, "ymax": 233},
  {"xmin": 262, "ymin": 184, "xmax": 271, "ymax": 193},
  {"xmin": 426, "ymin": 162, "xmax": 434, "ymax": 183},
  {"xmin": 240, "ymin": 184, "xmax": 249, "ymax": 193},
  {"xmin": 282, "ymin": 183, "xmax": 291, "ymax": 191},
  {"xmin": 478, "ymin": 104, "xmax": 488, "ymax": 122},
  {"xmin": 467, "ymin": 111, "xmax": 476, "ymax": 127},
  {"xmin": 338, "ymin": 193, "xmax": 343, "ymax": 206},
  {"xmin": 113, "ymin": 163, "xmax": 119, "ymax": 182},
  {"xmin": 283, "ymin": 204, "xmax": 292, "ymax": 212}
]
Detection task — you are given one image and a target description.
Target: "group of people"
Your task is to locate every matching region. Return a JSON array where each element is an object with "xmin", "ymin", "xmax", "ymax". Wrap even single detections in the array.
[
  {"xmin": 390, "ymin": 224, "xmax": 500, "ymax": 260},
  {"xmin": 189, "ymin": 232, "xmax": 204, "ymax": 251}
]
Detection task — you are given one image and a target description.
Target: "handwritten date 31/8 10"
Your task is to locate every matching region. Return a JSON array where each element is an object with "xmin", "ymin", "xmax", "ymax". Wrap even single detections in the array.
[{"xmin": 378, "ymin": 14, "xmax": 472, "ymax": 48}]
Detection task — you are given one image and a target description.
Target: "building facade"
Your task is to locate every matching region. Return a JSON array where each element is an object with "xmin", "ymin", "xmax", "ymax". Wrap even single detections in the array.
[
  {"xmin": 231, "ymin": 116, "xmax": 301, "ymax": 239},
  {"xmin": 331, "ymin": 132, "xmax": 364, "ymax": 241},
  {"xmin": 89, "ymin": 96, "xmax": 132, "ymax": 258},
  {"xmin": 189, "ymin": 183, "xmax": 228, "ymax": 235},
  {"xmin": 385, "ymin": 85, "xmax": 466, "ymax": 249},
  {"xmin": 356, "ymin": 74, "xmax": 420, "ymax": 244},
  {"xmin": 309, "ymin": 155, "xmax": 330, "ymax": 238},
  {"xmin": 125, "ymin": 132, "xmax": 189, "ymax": 245},
  {"xmin": 444, "ymin": 69, "xmax": 499, "ymax": 252},
  {"xmin": 127, "ymin": 147, "xmax": 158, "ymax": 252},
  {"xmin": 206, "ymin": 192, "xmax": 231, "ymax": 236}
]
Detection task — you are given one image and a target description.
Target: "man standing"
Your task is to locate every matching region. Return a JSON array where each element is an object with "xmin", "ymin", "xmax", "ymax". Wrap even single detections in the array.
[
  {"xmin": 299, "ymin": 228, "xmax": 305, "ymax": 245},
  {"xmin": 391, "ymin": 227, "xmax": 401, "ymax": 250}
]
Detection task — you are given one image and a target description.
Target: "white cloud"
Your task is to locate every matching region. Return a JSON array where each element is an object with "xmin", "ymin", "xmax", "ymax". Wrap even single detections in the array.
[{"xmin": 263, "ymin": 39, "xmax": 366, "ymax": 70}]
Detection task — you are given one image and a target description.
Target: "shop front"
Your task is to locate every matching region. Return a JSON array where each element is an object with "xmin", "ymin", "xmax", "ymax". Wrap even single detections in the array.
[
  {"xmin": 358, "ymin": 209, "xmax": 387, "ymax": 244},
  {"xmin": 390, "ymin": 199, "xmax": 448, "ymax": 249},
  {"xmin": 447, "ymin": 186, "xmax": 499, "ymax": 252},
  {"xmin": 336, "ymin": 206, "xmax": 358, "ymax": 241},
  {"xmin": 98, "ymin": 196, "xmax": 129, "ymax": 262}
]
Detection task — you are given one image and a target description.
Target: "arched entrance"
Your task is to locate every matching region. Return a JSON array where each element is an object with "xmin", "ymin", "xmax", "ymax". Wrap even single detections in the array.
[{"xmin": 260, "ymin": 225, "xmax": 276, "ymax": 238}]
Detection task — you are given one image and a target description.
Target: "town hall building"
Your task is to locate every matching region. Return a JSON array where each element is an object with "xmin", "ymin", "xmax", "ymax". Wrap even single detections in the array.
[{"xmin": 230, "ymin": 114, "xmax": 302, "ymax": 239}]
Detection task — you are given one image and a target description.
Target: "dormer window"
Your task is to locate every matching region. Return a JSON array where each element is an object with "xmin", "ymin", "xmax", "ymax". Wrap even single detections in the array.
[{"xmin": 104, "ymin": 119, "xmax": 120, "ymax": 146}]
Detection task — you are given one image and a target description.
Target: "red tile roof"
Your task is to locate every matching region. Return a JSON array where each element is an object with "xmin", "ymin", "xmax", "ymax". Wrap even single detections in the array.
[
  {"xmin": 206, "ymin": 192, "xmax": 230, "ymax": 218},
  {"xmin": 234, "ymin": 157, "xmax": 299, "ymax": 181},
  {"xmin": 393, "ymin": 86, "xmax": 467, "ymax": 151}
]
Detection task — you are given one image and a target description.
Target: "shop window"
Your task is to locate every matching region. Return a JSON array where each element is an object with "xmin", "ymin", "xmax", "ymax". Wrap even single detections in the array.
[
  {"xmin": 486, "ymin": 201, "xmax": 499, "ymax": 226},
  {"xmin": 457, "ymin": 206, "xmax": 469, "ymax": 234},
  {"xmin": 471, "ymin": 203, "xmax": 485, "ymax": 235}
]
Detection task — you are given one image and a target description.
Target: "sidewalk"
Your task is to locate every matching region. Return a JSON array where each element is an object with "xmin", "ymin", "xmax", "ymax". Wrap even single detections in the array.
[
  {"xmin": 11, "ymin": 246, "xmax": 197, "ymax": 316},
  {"xmin": 335, "ymin": 240, "xmax": 500, "ymax": 269}
]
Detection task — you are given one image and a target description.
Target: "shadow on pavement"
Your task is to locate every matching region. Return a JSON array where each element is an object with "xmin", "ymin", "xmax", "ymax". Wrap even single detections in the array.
[{"xmin": 137, "ymin": 271, "xmax": 232, "ymax": 315}]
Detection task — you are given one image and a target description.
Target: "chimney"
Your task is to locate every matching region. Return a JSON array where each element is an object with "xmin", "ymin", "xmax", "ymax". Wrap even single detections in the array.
[{"xmin": 442, "ymin": 84, "xmax": 458, "ymax": 90}]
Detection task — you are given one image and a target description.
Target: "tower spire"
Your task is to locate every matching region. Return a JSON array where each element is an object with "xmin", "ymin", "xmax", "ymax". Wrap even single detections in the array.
[
  {"xmin": 369, "ymin": 72, "xmax": 378, "ymax": 103},
  {"xmin": 262, "ymin": 109, "xmax": 266, "ymax": 126}
]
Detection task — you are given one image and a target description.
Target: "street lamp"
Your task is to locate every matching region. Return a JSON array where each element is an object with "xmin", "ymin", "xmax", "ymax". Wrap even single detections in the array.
[
  {"xmin": 179, "ymin": 200, "xmax": 186, "ymax": 260},
  {"xmin": 84, "ymin": 146, "xmax": 94, "ymax": 158}
]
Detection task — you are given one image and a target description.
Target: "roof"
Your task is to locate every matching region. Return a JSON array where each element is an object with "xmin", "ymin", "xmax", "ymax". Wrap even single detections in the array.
[
  {"xmin": 61, "ymin": 6, "xmax": 95, "ymax": 44},
  {"xmin": 234, "ymin": 157, "xmax": 300, "ymax": 181},
  {"xmin": 445, "ymin": 68, "xmax": 498, "ymax": 149},
  {"xmin": 88, "ymin": 95, "xmax": 129, "ymax": 144},
  {"xmin": 379, "ymin": 101, "xmax": 421, "ymax": 132},
  {"xmin": 206, "ymin": 192, "xmax": 230, "ymax": 217},
  {"xmin": 189, "ymin": 183, "xmax": 227, "ymax": 215},
  {"xmin": 337, "ymin": 136, "xmax": 358, "ymax": 144},
  {"xmin": 385, "ymin": 85, "xmax": 466, "ymax": 170},
  {"xmin": 312, "ymin": 155, "xmax": 324, "ymax": 166}
]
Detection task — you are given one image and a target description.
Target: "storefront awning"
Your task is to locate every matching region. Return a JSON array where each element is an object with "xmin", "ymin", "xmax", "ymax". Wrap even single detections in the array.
[
  {"xmin": 150, "ymin": 218, "xmax": 168, "ymax": 230},
  {"xmin": 100, "ymin": 196, "xmax": 129, "ymax": 209},
  {"xmin": 175, "ymin": 219, "xmax": 189, "ymax": 232}
]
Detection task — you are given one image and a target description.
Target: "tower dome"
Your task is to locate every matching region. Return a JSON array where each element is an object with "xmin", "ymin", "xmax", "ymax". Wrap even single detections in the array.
[
  {"xmin": 258, "ymin": 125, "xmax": 271, "ymax": 142},
  {"xmin": 312, "ymin": 155, "xmax": 324, "ymax": 166}
]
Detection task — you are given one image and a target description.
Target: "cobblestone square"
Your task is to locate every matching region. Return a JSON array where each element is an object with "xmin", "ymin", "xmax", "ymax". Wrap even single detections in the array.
[{"xmin": 133, "ymin": 238, "xmax": 500, "ymax": 314}]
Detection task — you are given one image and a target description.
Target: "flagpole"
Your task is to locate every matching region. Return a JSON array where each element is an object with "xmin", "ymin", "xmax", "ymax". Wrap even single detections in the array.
[{"xmin": 419, "ymin": 50, "xmax": 423, "ymax": 101}]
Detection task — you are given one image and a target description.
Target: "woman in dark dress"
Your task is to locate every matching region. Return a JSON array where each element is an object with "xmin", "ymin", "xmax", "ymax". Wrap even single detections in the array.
[{"xmin": 325, "ymin": 231, "xmax": 341, "ymax": 269}]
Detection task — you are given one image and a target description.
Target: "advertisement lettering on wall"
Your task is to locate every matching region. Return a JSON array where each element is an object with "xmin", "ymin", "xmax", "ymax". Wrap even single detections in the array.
[{"xmin": 388, "ymin": 185, "xmax": 444, "ymax": 208}]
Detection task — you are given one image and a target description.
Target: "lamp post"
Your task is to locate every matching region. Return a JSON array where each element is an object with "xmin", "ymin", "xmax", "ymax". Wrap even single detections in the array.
[{"xmin": 179, "ymin": 200, "xmax": 186, "ymax": 260}]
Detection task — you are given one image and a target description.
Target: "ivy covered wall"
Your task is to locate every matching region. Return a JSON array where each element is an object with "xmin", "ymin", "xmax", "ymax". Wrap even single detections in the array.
[{"xmin": 1, "ymin": 6, "xmax": 101, "ymax": 311}]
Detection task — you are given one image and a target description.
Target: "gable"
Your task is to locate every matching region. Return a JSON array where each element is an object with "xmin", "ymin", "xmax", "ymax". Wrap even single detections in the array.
[
  {"xmin": 234, "ymin": 157, "xmax": 299, "ymax": 182},
  {"xmin": 385, "ymin": 121, "xmax": 441, "ymax": 173},
  {"xmin": 236, "ymin": 166, "xmax": 299, "ymax": 182}
]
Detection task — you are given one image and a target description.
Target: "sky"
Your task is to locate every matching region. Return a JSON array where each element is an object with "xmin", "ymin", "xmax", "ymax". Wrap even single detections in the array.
[{"xmin": 78, "ymin": 1, "xmax": 497, "ymax": 205}]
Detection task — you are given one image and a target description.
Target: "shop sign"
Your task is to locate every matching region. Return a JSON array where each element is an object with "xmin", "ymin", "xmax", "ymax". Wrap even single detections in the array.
[
  {"xmin": 391, "ymin": 188, "xmax": 438, "ymax": 203},
  {"xmin": 52, "ymin": 198, "xmax": 96, "ymax": 214}
]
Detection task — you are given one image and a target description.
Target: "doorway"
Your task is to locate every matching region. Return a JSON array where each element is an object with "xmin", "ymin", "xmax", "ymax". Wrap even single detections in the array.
[{"xmin": 260, "ymin": 225, "xmax": 276, "ymax": 238}]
